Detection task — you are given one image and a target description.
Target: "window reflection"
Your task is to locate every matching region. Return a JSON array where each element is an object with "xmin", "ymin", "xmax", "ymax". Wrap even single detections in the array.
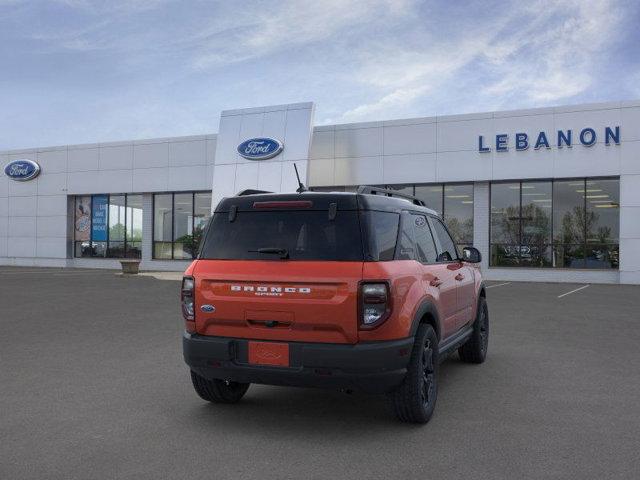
[
  {"xmin": 553, "ymin": 180, "xmax": 586, "ymax": 268},
  {"xmin": 194, "ymin": 192, "xmax": 212, "ymax": 255},
  {"xmin": 521, "ymin": 181, "xmax": 552, "ymax": 267},
  {"xmin": 107, "ymin": 195, "xmax": 125, "ymax": 258},
  {"xmin": 126, "ymin": 195, "xmax": 143, "ymax": 259},
  {"xmin": 414, "ymin": 185, "xmax": 443, "ymax": 216},
  {"xmin": 491, "ymin": 178, "xmax": 619, "ymax": 269},
  {"xmin": 154, "ymin": 194, "xmax": 172, "ymax": 259},
  {"xmin": 586, "ymin": 179, "xmax": 619, "ymax": 243},
  {"xmin": 444, "ymin": 184, "xmax": 473, "ymax": 249},
  {"xmin": 173, "ymin": 193, "xmax": 194, "ymax": 260},
  {"xmin": 153, "ymin": 192, "xmax": 212, "ymax": 260},
  {"xmin": 490, "ymin": 183, "xmax": 520, "ymax": 266},
  {"xmin": 585, "ymin": 178, "xmax": 619, "ymax": 268},
  {"xmin": 73, "ymin": 193, "xmax": 143, "ymax": 259}
]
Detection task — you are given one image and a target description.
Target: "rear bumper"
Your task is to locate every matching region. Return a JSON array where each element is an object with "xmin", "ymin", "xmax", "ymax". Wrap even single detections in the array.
[{"xmin": 183, "ymin": 332, "xmax": 414, "ymax": 394}]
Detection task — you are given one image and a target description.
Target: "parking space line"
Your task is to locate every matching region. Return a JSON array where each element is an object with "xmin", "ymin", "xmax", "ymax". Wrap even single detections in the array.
[
  {"xmin": 486, "ymin": 282, "xmax": 511, "ymax": 289},
  {"xmin": 557, "ymin": 284, "xmax": 590, "ymax": 298}
]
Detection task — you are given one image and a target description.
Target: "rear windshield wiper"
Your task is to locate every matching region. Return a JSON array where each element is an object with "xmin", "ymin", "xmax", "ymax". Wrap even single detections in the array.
[{"xmin": 248, "ymin": 247, "xmax": 290, "ymax": 259}]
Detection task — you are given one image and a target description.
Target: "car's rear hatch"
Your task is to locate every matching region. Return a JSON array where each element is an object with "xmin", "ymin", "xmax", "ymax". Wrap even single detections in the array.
[
  {"xmin": 193, "ymin": 193, "xmax": 364, "ymax": 344},
  {"xmin": 193, "ymin": 260, "xmax": 362, "ymax": 343}
]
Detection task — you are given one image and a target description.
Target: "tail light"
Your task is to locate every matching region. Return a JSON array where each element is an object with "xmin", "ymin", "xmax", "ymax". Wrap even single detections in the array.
[
  {"xmin": 181, "ymin": 276, "xmax": 195, "ymax": 321},
  {"xmin": 359, "ymin": 282, "xmax": 392, "ymax": 329}
]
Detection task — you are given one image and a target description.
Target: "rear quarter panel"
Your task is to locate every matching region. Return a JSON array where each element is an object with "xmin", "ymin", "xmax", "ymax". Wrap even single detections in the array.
[{"xmin": 359, "ymin": 261, "xmax": 430, "ymax": 342}]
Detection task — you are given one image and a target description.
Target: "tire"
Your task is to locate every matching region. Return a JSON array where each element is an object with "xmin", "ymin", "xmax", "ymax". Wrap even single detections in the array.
[
  {"xmin": 458, "ymin": 296, "xmax": 489, "ymax": 364},
  {"xmin": 388, "ymin": 324, "xmax": 438, "ymax": 424},
  {"xmin": 190, "ymin": 370, "xmax": 250, "ymax": 404}
]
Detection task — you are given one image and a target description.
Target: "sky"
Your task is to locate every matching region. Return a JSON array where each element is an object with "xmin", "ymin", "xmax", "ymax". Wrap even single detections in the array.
[{"xmin": 1, "ymin": 0, "xmax": 639, "ymax": 150}]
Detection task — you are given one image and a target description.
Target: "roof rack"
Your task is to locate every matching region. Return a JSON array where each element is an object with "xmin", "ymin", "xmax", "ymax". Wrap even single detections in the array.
[
  {"xmin": 236, "ymin": 189, "xmax": 273, "ymax": 196},
  {"xmin": 356, "ymin": 186, "xmax": 426, "ymax": 207}
]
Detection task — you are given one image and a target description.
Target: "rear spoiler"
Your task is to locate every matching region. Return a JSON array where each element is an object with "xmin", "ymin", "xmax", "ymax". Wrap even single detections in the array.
[{"xmin": 236, "ymin": 189, "xmax": 273, "ymax": 196}]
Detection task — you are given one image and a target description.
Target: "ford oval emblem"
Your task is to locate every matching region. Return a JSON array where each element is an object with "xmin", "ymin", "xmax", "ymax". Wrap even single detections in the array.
[
  {"xmin": 4, "ymin": 159, "xmax": 41, "ymax": 182},
  {"xmin": 237, "ymin": 137, "xmax": 283, "ymax": 160},
  {"xmin": 414, "ymin": 216, "xmax": 427, "ymax": 228},
  {"xmin": 200, "ymin": 304, "xmax": 215, "ymax": 313}
]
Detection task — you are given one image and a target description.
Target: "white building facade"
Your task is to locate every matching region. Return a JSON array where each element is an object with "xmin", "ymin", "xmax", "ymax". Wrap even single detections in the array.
[{"xmin": 1, "ymin": 100, "xmax": 639, "ymax": 284}]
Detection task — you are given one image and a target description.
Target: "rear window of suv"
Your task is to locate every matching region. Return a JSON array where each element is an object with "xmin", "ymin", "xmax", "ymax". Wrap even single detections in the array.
[{"xmin": 200, "ymin": 210, "xmax": 364, "ymax": 261}]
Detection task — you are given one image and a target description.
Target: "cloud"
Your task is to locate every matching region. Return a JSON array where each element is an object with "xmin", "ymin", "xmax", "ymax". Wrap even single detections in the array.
[
  {"xmin": 339, "ymin": 85, "xmax": 429, "ymax": 121},
  {"xmin": 334, "ymin": 0, "xmax": 627, "ymax": 122},
  {"xmin": 0, "ymin": 0, "xmax": 635, "ymax": 149},
  {"xmin": 337, "ymin": 36, "xmax": 492, "ymax": 121},
  {"xmin": 481, "ymin": 0, "xmax": 622, "ymax": 104},
  {"xmin": 190, "ymin": 0, "xmax": 415, "ymax": 70}
]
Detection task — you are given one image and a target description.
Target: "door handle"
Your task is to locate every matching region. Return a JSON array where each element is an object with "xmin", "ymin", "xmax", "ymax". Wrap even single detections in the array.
[
  {"xmin": 430, "ymin": 277, "xmax": 442, "ymax": 287},
  {"xmin": 455, "ymin": 273, "xmax": 464, "ymax": 281}
]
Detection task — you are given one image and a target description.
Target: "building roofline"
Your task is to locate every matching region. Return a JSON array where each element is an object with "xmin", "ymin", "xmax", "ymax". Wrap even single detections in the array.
[
  {"xmin": 318, "ymin": 98, "xmax": 640, "ymax": 131},
  {"xmin": 2, "ymin": 98, "xmax": 638, "ymax": 154}
]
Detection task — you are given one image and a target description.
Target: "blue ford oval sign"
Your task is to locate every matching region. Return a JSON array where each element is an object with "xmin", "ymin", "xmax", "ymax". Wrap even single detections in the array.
[
  {"xmin": 237, "ymin": 137, "xmax": 283, "ymax": 160},
  {"xmin": 4, "ymin": 159, "xmax": 41, "ymax": 181}
]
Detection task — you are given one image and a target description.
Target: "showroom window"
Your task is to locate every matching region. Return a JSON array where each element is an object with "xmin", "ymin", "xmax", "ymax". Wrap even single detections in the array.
[
  {"xmin": 311, "ymin": 183, "xmax": 474, "ymax": 249},
  {"xmin": 153, "ymin": 192, "xmax": 212, "ymax": 260},
  {"xmin": 74, "ymin": 194, "xmax": 143, "ymax": 258},
  {"xmin": 490, "ymin": 178, "xmax": 619, "ymax": 269}
]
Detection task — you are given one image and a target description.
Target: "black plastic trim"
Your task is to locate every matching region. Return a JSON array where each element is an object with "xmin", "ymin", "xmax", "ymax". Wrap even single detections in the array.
[
  {"xmin": 409, "ymin": 301, "xmax": 442, "ymax": 340},
  {"xmin": 437, "ymin": 325, "xmax": 473, "ymax": 360},
  {"xmin": 183, "ymin": 333, "xmax": 414, "ymax": 394}
]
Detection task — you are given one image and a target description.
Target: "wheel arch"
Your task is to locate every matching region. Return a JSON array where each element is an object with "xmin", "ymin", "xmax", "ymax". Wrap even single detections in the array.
[{"xmin": 409, "ymin": 301, "xmax": 442, "ymax": 341}]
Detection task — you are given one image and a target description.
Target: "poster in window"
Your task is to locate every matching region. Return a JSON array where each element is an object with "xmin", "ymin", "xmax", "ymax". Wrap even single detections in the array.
[
  {"xmin": 75, "ymin": 196, "xmax": 91, "ymax": 241},
  {"xmin": 91, "ymin": 195, "xmax": 108, "ymax": 242}
]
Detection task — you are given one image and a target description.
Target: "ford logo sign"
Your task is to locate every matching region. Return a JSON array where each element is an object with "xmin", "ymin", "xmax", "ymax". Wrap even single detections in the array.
[
  {"xmin": 4, "ymin": 159, "xmax": 41, "ymax": 182},
  {"xmin": 237, "ymin": 137, "xmax": 283, "ymax": 160}
]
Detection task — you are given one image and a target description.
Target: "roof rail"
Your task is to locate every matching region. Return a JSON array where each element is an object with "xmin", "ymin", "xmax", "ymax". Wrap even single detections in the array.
[
  {"xmin": 236, "ymin": 189, "xmax": 273, "ymax": 196},
  {"xmin": 356, "ymin": 186, "xmax": 426, "ymax": 207}
]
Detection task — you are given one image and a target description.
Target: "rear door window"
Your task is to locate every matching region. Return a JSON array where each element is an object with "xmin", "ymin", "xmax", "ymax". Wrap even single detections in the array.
[
  {"xmin": 429, "ymin": 217, "xmax": 459, "ymax": 262},
  {"xmin": 200, "ymin": 210, "xmax": 363, "ymax": 261},
  {"xmin": 412, "ymin": 214, "xmax": 438, "ymax": 264},
  {"xmin": 395, "ymin": 213, "xmax": 416, "ymax": 260}
]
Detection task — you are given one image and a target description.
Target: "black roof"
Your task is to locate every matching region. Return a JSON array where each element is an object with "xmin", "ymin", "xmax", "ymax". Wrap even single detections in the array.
[{"xmin": 215, "ymin": 189, "xmax": 439, "ymax": 216}]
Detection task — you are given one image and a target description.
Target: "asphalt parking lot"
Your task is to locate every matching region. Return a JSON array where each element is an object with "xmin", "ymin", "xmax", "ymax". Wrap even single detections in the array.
[{"xmin": 1, "ymin": 268, "xmax": 639, "ymax": 480}]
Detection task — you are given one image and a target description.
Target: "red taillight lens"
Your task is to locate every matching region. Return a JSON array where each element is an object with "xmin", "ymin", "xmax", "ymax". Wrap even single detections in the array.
[
  {"xmin": 359, "ymin": 282, "xmax": 391, "ymax": 329},
  {"xmin": 181, "ymin": 276, "xmax": 195, "ymax": 321}
]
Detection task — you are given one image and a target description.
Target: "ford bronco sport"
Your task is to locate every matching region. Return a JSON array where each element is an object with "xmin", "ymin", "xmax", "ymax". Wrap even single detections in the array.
[{"xmin": 182, "ymin": 186, "xmax": 488, "ymax": 423}]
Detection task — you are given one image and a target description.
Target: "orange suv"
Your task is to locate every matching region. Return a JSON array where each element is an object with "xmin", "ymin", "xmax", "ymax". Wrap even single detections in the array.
[{"xmin": 182, "ymin": 186, "xmax": 488, "ymax": 423}]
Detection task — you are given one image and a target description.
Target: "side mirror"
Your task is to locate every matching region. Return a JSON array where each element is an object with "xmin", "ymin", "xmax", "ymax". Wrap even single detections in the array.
[{"xmin": 462, "ymin": 246, "xmax": 482, "ymax": 263}]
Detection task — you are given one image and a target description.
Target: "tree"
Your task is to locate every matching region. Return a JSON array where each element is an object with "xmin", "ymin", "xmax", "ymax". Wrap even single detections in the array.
[
  {"xmin": 109, "ymin": 223, "xmax": 125, "ymax": 241},
  {"xmin": 175, "ymin": 226, "xmax": 206, "ymax": 258}
]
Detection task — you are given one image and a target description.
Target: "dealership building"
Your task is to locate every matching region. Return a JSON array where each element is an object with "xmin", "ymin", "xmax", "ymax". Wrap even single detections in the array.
[{"xmin": 1, "ymin": 100, "xmax": 639, "ymax": 284}]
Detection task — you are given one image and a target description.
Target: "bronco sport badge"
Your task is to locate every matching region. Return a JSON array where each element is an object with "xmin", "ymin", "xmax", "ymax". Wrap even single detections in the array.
[{"xmin": 230, "ymin": 285, "xmax": 311, "ymax": 296}]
